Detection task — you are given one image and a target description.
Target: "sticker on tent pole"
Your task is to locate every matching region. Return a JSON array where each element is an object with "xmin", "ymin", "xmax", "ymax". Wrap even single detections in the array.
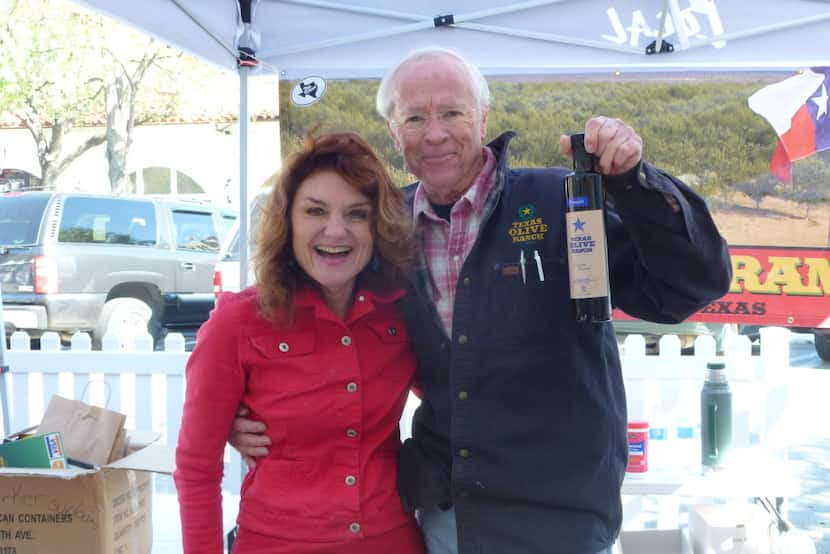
[{"xmin": 291, "ymin": 77, "xmax": 327, "ymax": 107}]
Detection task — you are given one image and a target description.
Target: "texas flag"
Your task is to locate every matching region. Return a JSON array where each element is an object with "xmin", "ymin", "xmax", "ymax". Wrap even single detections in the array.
[{"xmin": 748, "ymin": 67, "xmax": 830, "ymax": 184}]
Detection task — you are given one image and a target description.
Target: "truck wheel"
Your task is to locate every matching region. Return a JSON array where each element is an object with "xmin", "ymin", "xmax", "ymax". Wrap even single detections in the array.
[
  {"xmin": 94, "ymin": 298, "xmax": 159, "ymax": 348},
  {"xmin": 814, "ymin": 331, "xmax": 830, "ymax": 362}
]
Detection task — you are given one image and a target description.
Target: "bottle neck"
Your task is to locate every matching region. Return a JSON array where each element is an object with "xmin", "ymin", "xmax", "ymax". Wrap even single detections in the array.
[
  {"xmin": 705, "ymin": 369, "xmax": 729, "ymax": 383},
  {"xmin": 573, "ymin": 156, "xmax": 593, "ymax": 171}
]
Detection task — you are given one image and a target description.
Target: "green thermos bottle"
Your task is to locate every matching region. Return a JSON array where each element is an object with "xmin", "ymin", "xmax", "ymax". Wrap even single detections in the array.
[{"xmin": 701, "ymin": 361, "xmax": 733, "ymax": 469}]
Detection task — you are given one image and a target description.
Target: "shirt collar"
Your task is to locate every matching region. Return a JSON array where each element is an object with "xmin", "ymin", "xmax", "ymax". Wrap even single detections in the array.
[
  {"xmin": 412, "ymin": 146, "xmax": 497, "ymax": 220},
  {"xmin": 295, "ymin": 282, "xmax": 405, "ymax": 323}
]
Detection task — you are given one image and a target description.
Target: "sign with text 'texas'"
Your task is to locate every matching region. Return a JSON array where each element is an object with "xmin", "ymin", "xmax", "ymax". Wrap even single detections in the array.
[{"xmin": 615, "ymin": 246, "xmax": 830, "ymax": 329}]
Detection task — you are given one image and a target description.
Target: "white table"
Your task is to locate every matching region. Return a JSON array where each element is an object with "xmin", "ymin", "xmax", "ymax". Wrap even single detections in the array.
[{"xmin": 621, "ymin": 448, "xmax": 799, "ymax": 530}]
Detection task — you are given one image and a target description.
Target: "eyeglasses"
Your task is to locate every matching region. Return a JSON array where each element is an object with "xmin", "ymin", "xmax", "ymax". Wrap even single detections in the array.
[{"xmin": 392, "ymin": 107, "xmax": 477, "ymax": 135}]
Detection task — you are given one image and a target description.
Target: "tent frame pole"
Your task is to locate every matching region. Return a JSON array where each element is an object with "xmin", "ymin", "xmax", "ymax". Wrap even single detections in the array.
[
  {"xmin": 0, "ymin": 287, "xmax": 10, "ymax": 437},
  {"xmin": 239, "ymin": 65, "xmax": 250, "ymax": 290}
]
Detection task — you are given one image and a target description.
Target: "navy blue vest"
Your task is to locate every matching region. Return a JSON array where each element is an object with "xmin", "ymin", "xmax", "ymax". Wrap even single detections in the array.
[{"xmin": 398, "ymin": 132, "xmax": 731, "ymax": 554}]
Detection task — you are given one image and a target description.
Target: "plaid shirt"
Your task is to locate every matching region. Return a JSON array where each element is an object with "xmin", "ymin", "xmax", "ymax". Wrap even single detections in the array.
[{"xmin": 412, "ymin": 147, "xmax": 497, "ymax": 335}]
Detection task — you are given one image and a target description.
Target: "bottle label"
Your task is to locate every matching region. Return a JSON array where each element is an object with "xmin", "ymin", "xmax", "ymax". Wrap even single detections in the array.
[
  {"xmin": 566, "ymin": 209, "xmax": 609, "ymax": 299},
  {"xmin": 627, "ymin": 428, "xmax": 649, "ymax": 473}
]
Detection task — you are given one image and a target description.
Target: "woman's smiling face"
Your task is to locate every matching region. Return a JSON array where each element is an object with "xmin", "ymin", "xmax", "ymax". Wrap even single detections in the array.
[{"xmin": 290, "ymin": 169, "xmax": 374, "ymax": 307}]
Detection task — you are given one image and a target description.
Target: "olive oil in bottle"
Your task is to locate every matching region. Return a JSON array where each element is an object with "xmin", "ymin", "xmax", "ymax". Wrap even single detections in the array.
[{"xmin": 564, "ymin": 133, "xmax": 611, "ymax": 322}]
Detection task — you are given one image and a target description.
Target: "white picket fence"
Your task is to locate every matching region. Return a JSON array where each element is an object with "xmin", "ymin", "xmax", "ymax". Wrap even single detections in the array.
[
  {"xmin": 0, "ymin": 329, "xmax": 246, "ymax": 494},
  {"xmin": 621, "ymin": 326, "xmax": 793, "ymax": 460},
  {"xmin": 0, "ymin": 326, "xmax": 795, "ymax": 501}
]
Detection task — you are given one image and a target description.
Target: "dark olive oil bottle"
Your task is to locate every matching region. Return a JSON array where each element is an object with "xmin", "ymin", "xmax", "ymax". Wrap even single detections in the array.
[{"xmin": 564, "ymin": 133, "xmax": 611, "ymax": 322}]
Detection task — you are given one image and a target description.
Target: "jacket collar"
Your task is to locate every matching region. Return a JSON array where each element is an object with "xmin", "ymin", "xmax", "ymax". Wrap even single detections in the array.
[
  {"xmin": 402, "ymin": 130, "xmax": 517, "ymax": 208},
  {"xmin": 488, "ymin": 131, "xmax": 517, "ymax": 167},
  {"xmin": 295, "ymin": 283, "xmax": 404, "ymax": 324}
]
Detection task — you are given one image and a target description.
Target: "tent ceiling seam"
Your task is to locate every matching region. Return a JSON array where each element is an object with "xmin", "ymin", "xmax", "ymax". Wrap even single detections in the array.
[
  {"xmin": 262, "ymin": 0, "xmax": 618, "ymax": 59},
  {"xmin": 683, "ymin": 10, "xmax": 830, "ymax": 51},
  {"xmin": 261, "ymin": 20, "xmax": 434, "ymax": 57},
  {"xmin": 264, "ymin": 6, "xmax": 830, "ymax": 60},
  {"xmin": 280, "ymin": 0, "xmax": 422, "ymax": 20},
  {"xmin": 278, "ymin": 0, "xmax": 568, "ymax": 22},
  {"xmin": 458, "ymin": 23, "xmax": 639, "ymax": 54},
  {"xmin": 169, "ymin": 0, "xmax": 238, "ymax": 63}
]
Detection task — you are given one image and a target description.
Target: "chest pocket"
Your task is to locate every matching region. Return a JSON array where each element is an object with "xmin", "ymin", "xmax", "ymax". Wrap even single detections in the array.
[
  {"xmin": 485, "ymin": 250, "xmax": 569, "ymax": 347},
  {"xmin": 247, "ymin": 330, "xmax": 318, "ymax": 372},
  {"xmin": 365, "ymin": 320, "xmax": 410, "ymax": 344},
  {"xmin": 495, "ymin": 250, "xmax": 565, "ymax": 289},
  {"xmin": 249, "ymin": 331, "xmax": 316, "ymax": 357},
  {"xmin": 364, "ymin": 320, "xmax": 413, "ymax": 384}
]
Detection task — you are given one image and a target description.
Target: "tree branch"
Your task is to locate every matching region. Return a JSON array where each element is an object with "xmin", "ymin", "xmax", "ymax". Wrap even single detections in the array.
[{"xmin": 52, "ymin": 133, "xmax": 106, "ymax": 175}]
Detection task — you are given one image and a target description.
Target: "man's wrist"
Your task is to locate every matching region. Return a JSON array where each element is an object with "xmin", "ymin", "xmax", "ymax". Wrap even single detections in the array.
[{"xmin": 603, "ymin": 160, "xmax": 646, "ymax": 192}]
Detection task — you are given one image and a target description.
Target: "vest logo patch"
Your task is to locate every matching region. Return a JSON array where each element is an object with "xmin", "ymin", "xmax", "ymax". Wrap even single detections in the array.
[
  {"xmin": 518, "ymin": 204, "xmax": 535, "ymax": 220},
  {"xmin": 509, "ymin": 209, "xmax": 549, "ymax": 243}
]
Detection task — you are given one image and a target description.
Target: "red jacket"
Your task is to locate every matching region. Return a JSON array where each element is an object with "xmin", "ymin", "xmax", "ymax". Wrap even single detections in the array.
[{"xmin": 174, "ymin": 285, "xmax": 420, "ymax": 553}]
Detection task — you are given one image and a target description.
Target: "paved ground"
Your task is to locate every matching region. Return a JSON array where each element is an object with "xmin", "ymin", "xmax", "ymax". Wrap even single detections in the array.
[
  {"xmin": 778, "ymin": 334, "xmax": 830, "ymax": 553},
  {"xmin": 789, "ymin": 438, "xmax": 830, "ymax": 553}
]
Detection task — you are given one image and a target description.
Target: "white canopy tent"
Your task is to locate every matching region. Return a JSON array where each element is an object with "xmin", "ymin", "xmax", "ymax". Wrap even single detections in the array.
[
  {"xmin": 71, "ymin": 0, "xmax": 830, "ymax": 289},
  {"xmin": 77, "ymin": 0, "xmax": 830, "ymax": 77}
]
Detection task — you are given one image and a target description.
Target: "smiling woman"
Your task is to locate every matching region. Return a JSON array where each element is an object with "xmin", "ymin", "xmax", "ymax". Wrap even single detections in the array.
[
  {"xmin": 173, "ymin": 129, "xmax": 423, "ymax": 554},
  {"xmin": 253, "ymin": 130, "xmax": 415, "ymax": 322}
]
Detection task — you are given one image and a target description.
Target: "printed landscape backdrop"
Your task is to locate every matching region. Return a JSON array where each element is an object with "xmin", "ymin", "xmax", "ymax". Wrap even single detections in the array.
[{"xmin": 278, "ymin": 75, "xmax": 830, "ymax": 249}]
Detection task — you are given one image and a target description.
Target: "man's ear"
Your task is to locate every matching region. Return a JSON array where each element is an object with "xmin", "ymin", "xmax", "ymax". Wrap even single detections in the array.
[
  {"xmin": 386, "ymin": 120, "xmax": 402, "ymax": 152},
  {"xmin": 480, "ymin": 110, "xmax": 489, "ymax": 141}
]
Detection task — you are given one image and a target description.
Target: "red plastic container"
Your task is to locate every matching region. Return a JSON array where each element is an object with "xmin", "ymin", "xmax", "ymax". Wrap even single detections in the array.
[{"xmin": 627, "ymin": 420, "xmax": 649, "ymax": 473}]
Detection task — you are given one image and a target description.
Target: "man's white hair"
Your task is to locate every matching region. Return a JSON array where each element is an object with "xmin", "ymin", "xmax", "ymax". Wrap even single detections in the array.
[{"xmin": 375, "ymin": 46, "xmax": 491, "ymax": 121}]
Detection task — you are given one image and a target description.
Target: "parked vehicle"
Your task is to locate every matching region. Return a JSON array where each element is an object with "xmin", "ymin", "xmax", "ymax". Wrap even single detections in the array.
[
  {"xmin": 614, "ymin": 319, "xmax": 737, "ymax": 354},
  {"xmin": 0, "ymin": 191, "xmax": 236, "ymax": 347},
  {"xmin": 213, "ymin": 191, "xmax": 268, "ymax": 295}
]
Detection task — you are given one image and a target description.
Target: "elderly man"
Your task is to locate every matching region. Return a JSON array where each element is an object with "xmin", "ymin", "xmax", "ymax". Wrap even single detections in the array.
[{"xmin": 233, "ymin": 47, "xmax": 732, "ymax": 554}]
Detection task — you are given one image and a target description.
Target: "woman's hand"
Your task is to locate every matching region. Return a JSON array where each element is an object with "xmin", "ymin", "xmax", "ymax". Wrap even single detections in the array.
[{"xmin": 228, "ymin": 405, "xmax": 271, "ymax": 469}]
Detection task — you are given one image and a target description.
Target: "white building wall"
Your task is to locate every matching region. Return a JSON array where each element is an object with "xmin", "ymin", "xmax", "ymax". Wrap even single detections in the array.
[
  {"xmin": 0, "ymin": 128, "xmax": 42, "ymax": 178},
  {"xmin": 0, "ymin": 119, "xmax": 281, "ymax": 210}
]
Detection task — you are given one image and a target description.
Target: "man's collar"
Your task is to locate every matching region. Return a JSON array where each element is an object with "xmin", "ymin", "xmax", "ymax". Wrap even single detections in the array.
[
  {"xmin": 486, "ymin": 131, "xmax": 517, "ymax": 164},
  {"xmin": 412, "ymin": 146, "xmax": 497, "ymax": 219}
]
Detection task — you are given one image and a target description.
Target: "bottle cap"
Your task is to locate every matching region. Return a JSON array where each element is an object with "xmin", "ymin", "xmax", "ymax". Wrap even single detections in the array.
[
  {"xmin": 569, "ymin": 133, "xmax": 593, "ymax": 167},
  {"xmin": 705, "ymin": 360, "xmax": 728, "ymax": 383},
  {"xmin": 627, "ymin": 420, "xmax": 649, "ymax": 430}
]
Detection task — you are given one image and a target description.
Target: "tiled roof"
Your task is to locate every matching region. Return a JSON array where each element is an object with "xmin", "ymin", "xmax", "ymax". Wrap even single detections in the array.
[{"xmin": 0, "ymin": 110, "xmax": 280, "ymax": 129}]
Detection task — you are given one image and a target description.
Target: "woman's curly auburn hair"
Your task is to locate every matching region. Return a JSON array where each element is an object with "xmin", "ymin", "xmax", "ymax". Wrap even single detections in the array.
[{"xmin": 253, "ymin": 129, "xmax": 415, "ymax": 322}]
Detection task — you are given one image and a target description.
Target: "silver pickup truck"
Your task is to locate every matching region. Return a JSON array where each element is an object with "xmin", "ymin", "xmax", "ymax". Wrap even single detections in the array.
[{"xmin": 0, "ymin": 191, "xmax": 236, "ymax": 347}]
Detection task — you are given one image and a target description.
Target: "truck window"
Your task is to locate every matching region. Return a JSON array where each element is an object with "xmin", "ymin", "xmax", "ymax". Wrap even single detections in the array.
[
  {"xmin": 221, "ymin": 213, "xmax": 237, "ymax": 238},
  {"xmin": 0, "ymin": 193, "xmax": 50, "ymax": 246},
  {"xmin": 58, "ymin": 197, "xmax": 157, "ymax": 245},
  {"xmin": 172, "ymin": 210, "xmax": 220, "ymax": 252}
]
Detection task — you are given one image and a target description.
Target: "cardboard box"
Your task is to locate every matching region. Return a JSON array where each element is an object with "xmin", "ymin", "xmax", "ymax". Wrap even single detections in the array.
[
  {"xmin": 0, "ymin": 435, "xmax": 174, "ymax": 554},
  {"xmin": 619, "ymin": 528, "xmax": 693, "ymax": 554},
  {"xmin": 688, "ymin": 503, "xmax": 772, "ymax": 554}
]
